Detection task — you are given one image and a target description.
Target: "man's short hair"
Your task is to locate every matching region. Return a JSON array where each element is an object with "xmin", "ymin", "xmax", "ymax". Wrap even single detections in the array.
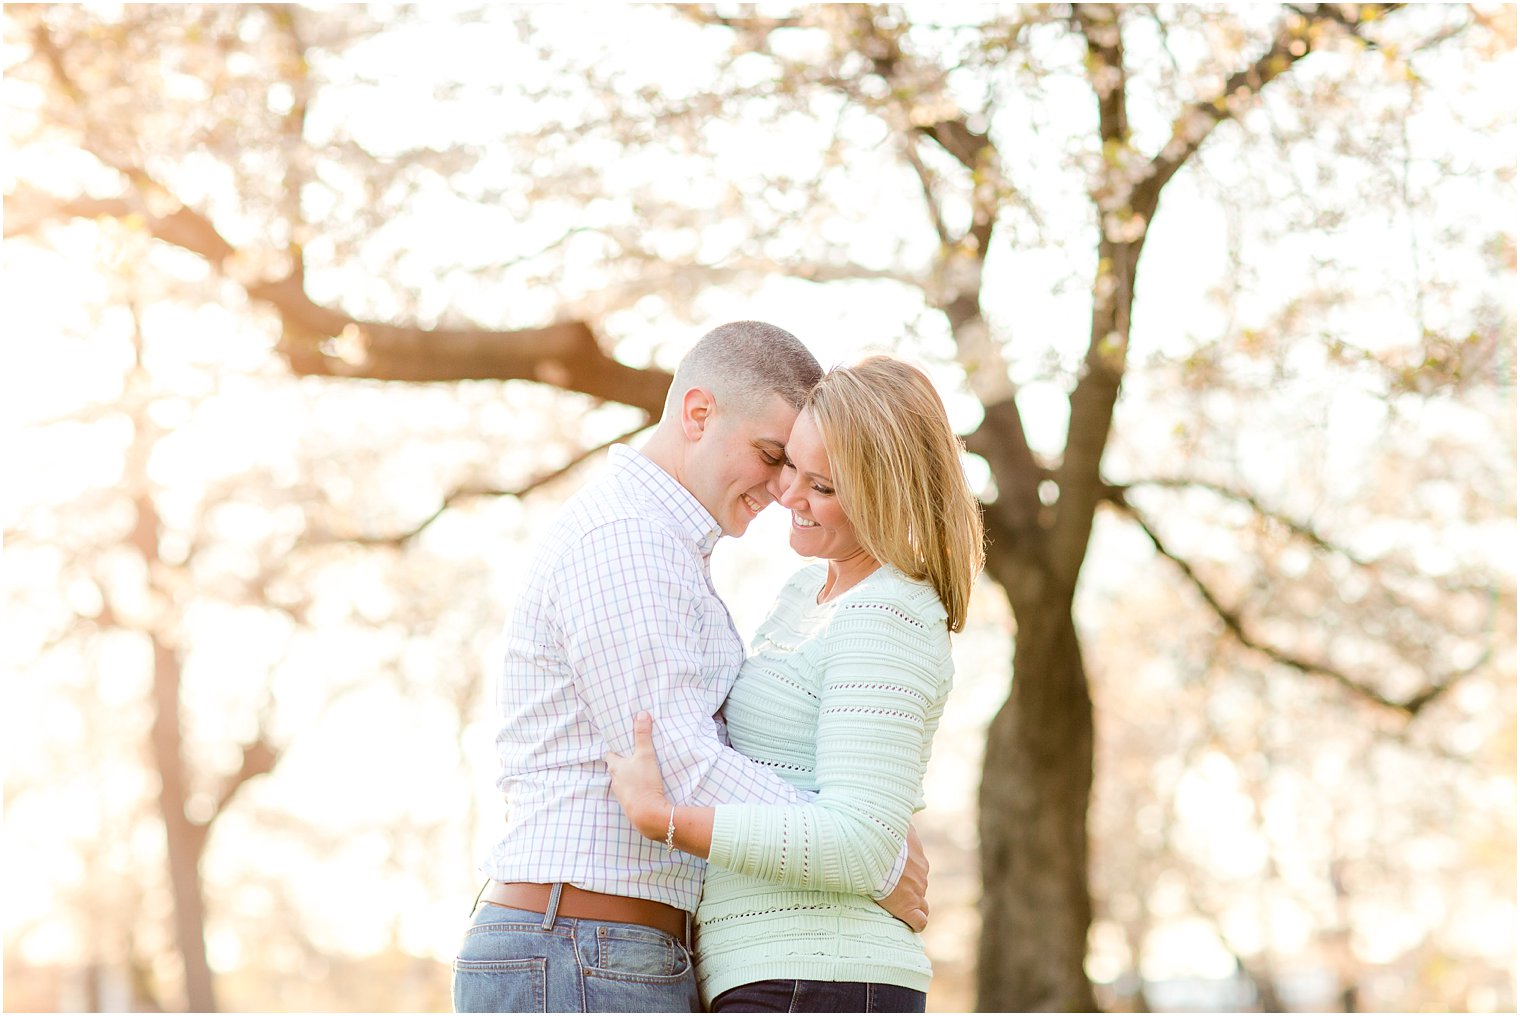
[{"xmin": 665, "ymin": 321, "xmax": 822, "ymax": 418}]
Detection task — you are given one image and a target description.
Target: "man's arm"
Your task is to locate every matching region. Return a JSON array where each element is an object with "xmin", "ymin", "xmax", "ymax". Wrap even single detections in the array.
[{"xmin": 556, "ymin": 518, "xmax": 811, "ymax": 808}]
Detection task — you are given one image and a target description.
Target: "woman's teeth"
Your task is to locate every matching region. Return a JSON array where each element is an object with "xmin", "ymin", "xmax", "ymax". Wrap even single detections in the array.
[{"xmin": 792, "ymin": 513, "xmax": 818, "ymax": 528}]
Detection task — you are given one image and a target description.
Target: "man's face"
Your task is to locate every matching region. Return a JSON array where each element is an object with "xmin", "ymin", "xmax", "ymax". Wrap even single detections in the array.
[{"xmin": 686, "ymin": 392, "xmax": 798, "ymax": 537}]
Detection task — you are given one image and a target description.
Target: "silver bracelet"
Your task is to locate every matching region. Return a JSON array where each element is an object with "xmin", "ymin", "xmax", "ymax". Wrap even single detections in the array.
[{"xmin": 664, "ymin": 806, "xmax": 677, "ymax": 852}]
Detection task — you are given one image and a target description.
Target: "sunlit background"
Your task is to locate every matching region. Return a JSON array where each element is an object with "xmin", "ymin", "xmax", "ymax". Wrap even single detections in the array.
[{"xmin": 4, "ymin": 4, "xmax": 1516, "ymax": 1013}]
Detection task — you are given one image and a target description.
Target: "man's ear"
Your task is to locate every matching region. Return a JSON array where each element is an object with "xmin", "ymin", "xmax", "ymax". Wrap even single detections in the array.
[{"xmin": 679, "ymin": 386, "xmax": 716, "ymax": 441}]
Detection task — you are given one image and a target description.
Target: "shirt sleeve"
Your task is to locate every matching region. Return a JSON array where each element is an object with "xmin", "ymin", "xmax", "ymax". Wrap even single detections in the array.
[
  {"xmin": 705, "ymin": 599, "xmax": 949, "ymax": 896},
  {"xmin": 553, "ymin": 518, "xmax": 811, "ymax": 809}
]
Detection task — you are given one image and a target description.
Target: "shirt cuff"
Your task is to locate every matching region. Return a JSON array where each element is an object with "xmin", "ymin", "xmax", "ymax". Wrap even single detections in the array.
[{"xmin": 869, "ymin": 837, "xmax": 909, "ymax": 900}]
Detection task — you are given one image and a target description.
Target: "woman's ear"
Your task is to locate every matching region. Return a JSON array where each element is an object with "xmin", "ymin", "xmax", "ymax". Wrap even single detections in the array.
[{"xmin": 679, "ymin": 386, "xmax": 715, "ymax": 441}]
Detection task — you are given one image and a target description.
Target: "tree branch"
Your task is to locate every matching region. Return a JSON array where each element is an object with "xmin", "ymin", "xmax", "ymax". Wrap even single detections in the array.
[
  {"xmin": 1048, "ymin": 4, "xmax": 1402, "ymax": 596},
  {"xmin": 259, "ymin": 4, "xmax": 316, "ymax": 236},
  {"xmin": 208, "ymin": 736, "xmax": 280, "ymax": 821},
  {"xmin": 834, "ymin": 5, "xmax": 1005, "ymax": 256},
  {"xmin": 902, "ymin": 140, "xmax": 953, "ymax": 247},
  {"xmin": 8, "ymin": 183, "xmax": 673, "ymax": 412},
  {"xmin": 1045, "ymin": 3, "xmax": 1138, "ymax": 594},
  {"xmin": 915, "ymin": 117, "xmax": 994, "ymax": 174},
  {"xmin": 20, "ymin": 13, "xmax": 675, "ymax": 411},
  {"xmin": 1072, "ymin": 4, "xmax": 1129, "ymax": 144},
  {"xmin": 1119, "ymin": 476, "xmax": 1504, "ymax": 600},
  {"xmin": 674, "ymin": 5, "xmax": 803, "ymax": 37},
  {"xmin": 314, "ymin": 420, "xmax": 651, "ymax": 548},
  {"xmin": 1122, "ymin": 477, "xmax": 1370, "ymax": 566},
  {"xmin": 1134, "ymin": 4, "xmax": 1401, "ymax": 221},
  {"xmin": 965, "ymin": 398, "xmax": 1047, "ymax": 543},
  {"xmin": 719, "ymin": 255, "xmax": 924, "ymax": 288},
  {"xmin": 1119, "ymin": 500, "xmax": 1464, "ymax": 718}
]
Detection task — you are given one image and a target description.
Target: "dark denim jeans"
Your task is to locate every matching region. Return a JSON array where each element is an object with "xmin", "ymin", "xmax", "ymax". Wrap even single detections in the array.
[
  {"xmin": 452, "ymin": 886, "xmax": 699, "ymax": 1013},
  {"xmin": 711, "ymin": 979, "xmax": 927, "ymax": 1013}
]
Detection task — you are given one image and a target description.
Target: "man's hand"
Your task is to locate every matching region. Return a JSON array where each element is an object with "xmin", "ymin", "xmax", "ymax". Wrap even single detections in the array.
[{"xmin": 877, "ymin": 823, "xmax": 930, "ymax": 933}]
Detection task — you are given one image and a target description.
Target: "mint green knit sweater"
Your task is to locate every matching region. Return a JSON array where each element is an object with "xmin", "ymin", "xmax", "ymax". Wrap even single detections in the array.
[{"xmin": 697, "ymin": 563, "xmax": 954, "ymax": 1005}]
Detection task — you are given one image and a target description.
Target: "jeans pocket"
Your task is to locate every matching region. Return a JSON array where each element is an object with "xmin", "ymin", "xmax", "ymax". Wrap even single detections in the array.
[
  {"xmin": 711, "ymin": 979, "xmax": 801, "ymax": 1012},
  {"xmin": 591, "ymin": 924, "xmax": 685, "ymax": 979},
  {"xmin": 865, "ymin": 982, "xmax": 927, "ymax": 1013},
  {"xmin": 452, "ymin": 956, "xmax": 547, "ymax": 1013},
  {"xmin": 583, "ymin": 960, "xmax": 698, "ymax": 1014},
  {"xmin": 582, "ymin": 925, "xmax": 698, "ymax": 1012}
]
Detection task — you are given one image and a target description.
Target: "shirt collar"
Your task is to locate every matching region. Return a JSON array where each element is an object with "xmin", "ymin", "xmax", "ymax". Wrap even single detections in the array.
[{"xmin": 607, "ymin": 445, "xmax": 724, "ymax": 557}]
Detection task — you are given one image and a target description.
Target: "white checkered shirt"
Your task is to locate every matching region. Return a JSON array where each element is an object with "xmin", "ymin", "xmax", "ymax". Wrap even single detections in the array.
[{"xmin": 482, "ymin": 445, "xmax": 812, "ymax": 912}]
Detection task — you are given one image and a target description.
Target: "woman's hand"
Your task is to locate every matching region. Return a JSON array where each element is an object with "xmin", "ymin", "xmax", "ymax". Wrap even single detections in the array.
[
  {"xmin": 876, "ymin": 823, "xmax": 930, "ymax": 933},
  {"xmin": 604, "ymin": 711, "xmax": 672, "ymax": 841}
]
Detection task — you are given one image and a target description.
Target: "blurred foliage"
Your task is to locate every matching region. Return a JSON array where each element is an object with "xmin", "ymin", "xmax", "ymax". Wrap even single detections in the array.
[{"xmin": 4, "ymin": 3, "xmax": 1515, "ymax": 1011}]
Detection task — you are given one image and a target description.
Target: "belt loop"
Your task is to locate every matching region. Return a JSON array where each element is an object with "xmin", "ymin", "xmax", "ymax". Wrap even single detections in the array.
[
  {"xmin": 542, "ymin": 882, "xmax": 564, "ymax": 930},
  {"xmin": 469, "ymin": 879, "xmax": 488, "ymax": 916},
  {"xmin": 683, "ymin": 910, "xmax": 693, "ymax": 952}
]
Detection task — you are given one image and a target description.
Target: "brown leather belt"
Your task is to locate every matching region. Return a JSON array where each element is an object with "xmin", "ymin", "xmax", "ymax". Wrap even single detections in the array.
[{"xmin": 480, "ymin": 881, "xmax": 689, "ymax": 943}]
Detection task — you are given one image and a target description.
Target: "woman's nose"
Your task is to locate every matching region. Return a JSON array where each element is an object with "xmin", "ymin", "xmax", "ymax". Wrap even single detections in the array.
[{"xmin": 775, "ymin": 471, "xmax": 804, "ymax": 509}]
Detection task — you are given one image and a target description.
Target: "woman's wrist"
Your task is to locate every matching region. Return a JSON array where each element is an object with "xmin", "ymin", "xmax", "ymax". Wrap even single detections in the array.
[{"xmin": 636, "ymin": 797, "xmax": 671, "ymax": 841}]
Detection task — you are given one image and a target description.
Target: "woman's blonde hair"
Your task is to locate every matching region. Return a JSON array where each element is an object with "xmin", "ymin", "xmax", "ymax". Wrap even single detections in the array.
[{"xmin": 807, "ymin": 355, "xmax": 986, "ymax": 632}]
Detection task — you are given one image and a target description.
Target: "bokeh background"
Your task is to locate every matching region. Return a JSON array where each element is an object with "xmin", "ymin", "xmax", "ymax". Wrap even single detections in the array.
[{"xmin": 3, "ymin": 4, "xmax": 1515, "ymax": 1012}]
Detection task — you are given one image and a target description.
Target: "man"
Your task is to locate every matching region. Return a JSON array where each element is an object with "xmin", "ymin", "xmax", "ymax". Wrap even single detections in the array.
[{"xmin": 453, "ymin": 322, "xmax": 927, "ymax": 1013}]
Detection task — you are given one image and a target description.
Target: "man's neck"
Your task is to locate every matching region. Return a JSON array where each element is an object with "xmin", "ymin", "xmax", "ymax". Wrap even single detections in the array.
[{"xmin": 636, "ymin": 426, "xmax": 685, "ymax": 489}]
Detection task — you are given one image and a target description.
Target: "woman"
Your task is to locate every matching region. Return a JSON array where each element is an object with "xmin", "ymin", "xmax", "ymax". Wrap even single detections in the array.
[{"xmin": 606, "ymin": 355, "xmax": 985, "ymax": 1013}]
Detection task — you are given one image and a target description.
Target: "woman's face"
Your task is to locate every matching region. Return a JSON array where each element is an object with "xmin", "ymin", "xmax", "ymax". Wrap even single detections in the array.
[{"xmin": 776, "ymin": 409, "xmax": 867, "ymax": 564}]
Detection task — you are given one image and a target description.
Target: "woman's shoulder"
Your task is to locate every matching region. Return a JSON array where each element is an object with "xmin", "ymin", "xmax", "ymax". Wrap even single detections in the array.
[
  {"xmin": 833, "ymin": 566, "xmax": 949, "ymax": 632},
  {"xmin": 773, "ymin": 561, "xmax": 828, "ymax": 603},
  {"xmin": 750, "ymin": 562, "xmax": 830, "ymax": 649}
]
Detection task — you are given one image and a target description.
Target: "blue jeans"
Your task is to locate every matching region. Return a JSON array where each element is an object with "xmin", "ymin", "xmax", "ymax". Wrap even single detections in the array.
[
  {"xmin": 711, "ymin": 979, "xmax": 926, "ymax": 1013},
  {"xmin": 452, "ymin": 886, "xmax": 699, "ymax": 1013}
]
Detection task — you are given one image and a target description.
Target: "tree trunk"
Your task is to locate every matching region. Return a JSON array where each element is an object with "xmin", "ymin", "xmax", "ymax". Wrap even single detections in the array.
[
  {"xmin": 132, "ymin": 412, "xmax": 218, "ymax": 1013},
  {"xmin": 148, "ymin": 632, "xmax": 216, "ymax": 1012},
  {"xmin": 977, "ymin": 592, "xmax": 1097, "ymax": 1012}
]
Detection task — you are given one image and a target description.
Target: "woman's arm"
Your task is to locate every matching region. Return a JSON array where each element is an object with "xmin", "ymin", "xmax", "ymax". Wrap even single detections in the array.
[
  {"xmin": 605, "ymin": 710, "xmax": 717, "ymax": 854},
  {"xmin": 605, "ymin": 708, "xmax": 930, "ymax": 932},
  {"xmin": 705, "ymin": 615, "xmax": 943, "ymax": 894},
  {"xmin": 606, "ymin": 601, "xmax": 947, "ymax": 894}
]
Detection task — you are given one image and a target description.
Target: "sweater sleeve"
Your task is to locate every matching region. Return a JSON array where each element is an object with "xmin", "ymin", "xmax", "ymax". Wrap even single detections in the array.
[{"xmin": 706, "ymin": 591, "xmax": 950, "ymax": 895}]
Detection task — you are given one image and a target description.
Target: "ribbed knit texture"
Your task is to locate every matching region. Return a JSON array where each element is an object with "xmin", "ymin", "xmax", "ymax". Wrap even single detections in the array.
[{"xmin": 696, "ymin": 563, "xmax": 954, "ymax": 1005}]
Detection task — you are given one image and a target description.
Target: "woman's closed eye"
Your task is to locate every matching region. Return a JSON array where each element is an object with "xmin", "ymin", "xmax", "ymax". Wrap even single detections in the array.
[{"xmin": 781, "ymin": 456, "xmax": 831, "ymax": 495}]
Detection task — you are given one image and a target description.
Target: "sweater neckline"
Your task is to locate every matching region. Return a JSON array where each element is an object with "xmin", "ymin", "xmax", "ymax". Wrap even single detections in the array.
[
  {"xmin": 815, "ymin": 562, "xmax": 882, "ymax": 606},
  {"xmin": 806, "ymin": 561, "xmax": 901, "ymax": 609}
]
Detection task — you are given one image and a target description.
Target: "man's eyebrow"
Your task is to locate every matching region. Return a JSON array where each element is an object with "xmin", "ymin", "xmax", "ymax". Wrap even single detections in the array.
[{"xmin": 754, "ymin": 437, "xmax": 786, "ymax": 451}]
